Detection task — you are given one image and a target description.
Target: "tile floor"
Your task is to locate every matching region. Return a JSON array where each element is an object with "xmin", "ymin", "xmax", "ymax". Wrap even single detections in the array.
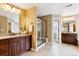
[{"xmin": 21, "ymin": 42, "xmax": 79, "ymax": 56}]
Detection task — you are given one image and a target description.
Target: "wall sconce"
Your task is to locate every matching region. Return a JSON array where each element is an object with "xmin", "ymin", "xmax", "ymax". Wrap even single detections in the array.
[
  {"xmin": 28, "ymin": 22, "xmax": 33, "ymax": 34},
  {"xmin": 29, "ymin": 23, "xmax": 32, "ymax": 32}
]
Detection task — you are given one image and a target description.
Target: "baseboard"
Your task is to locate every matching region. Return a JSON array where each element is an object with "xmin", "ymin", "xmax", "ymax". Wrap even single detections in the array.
[
  {"xmin": 31, "ymin": 43, "xmax": 45, "ymax": 52},
  {"xmin": 36, "ymin": 43, "xmax": 45, "ymax": 51},
  {"xmin": 31, "ymin": 48, "xmax": 37, "ymax": 52}
]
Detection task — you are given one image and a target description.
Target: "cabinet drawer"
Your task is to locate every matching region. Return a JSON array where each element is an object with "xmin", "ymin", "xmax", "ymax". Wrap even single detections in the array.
[
  {"xmin": 0, "ymin": 45, "xmax": 8, "ymax": 49},
  {"xmin": 0, "ymin": 39, "xmax": 8, "ymax": 46},
  {"xmin": 0, "ymin": 48, "xmax": 8, "ymax": 56}
]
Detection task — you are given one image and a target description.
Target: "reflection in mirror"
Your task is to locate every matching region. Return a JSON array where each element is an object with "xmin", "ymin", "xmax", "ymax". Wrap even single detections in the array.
[
  {"xmin": 62, "ymin": 21, "xmax": 76, "ymax": 33},
  {"xmin": 0, "ymin": 3, "xmax": 22, "ymax": 36},
  {"xmin": 62, "ymin": 16, "xmax": 77, "ymax": 33},
  {"xmin": 62, "ymin": 23, "xmax": 69, "ymax": 32}
]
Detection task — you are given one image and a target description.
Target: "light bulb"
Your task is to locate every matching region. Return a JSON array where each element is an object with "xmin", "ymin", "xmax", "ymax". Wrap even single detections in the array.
[
  {"xmin": 4, "ymin": 4, "xmax": 11, "ymax": 11},
  {"xmin": 16, "ymin": 9, "xmax": 21, "ymax": 14},
  {"xmin": 11, "ymin": 7, "xmax": 16, "ymax": 12}
]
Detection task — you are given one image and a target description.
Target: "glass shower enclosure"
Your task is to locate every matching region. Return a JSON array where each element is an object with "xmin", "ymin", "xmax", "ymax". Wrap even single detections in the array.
[{"xmin": 36, "ymin": 19, "xmax": 44, "ymax": 47}]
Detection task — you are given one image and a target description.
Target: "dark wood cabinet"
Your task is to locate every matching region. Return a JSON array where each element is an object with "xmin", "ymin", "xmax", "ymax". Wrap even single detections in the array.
[
  {"xmin": 18, "ymin": 37, "xmax": 26, "ymax": 54},
  {"xmin": 9, "ymin": 38, "xmax": 19, "ymax": 56},
  {"xmin": 62, "ymin": 33, "xmax": 77, "ymax": 45},
  {"xmin": 0, "ymin": 35, "xmax": 31, "ymax": 56},
  {"xmin": 25, "ymin": 36, "xmax": 31, "ymax": 51},
  {"xmin": 0, "ymin": 39, "xmax": 9, "ymax": 56}
]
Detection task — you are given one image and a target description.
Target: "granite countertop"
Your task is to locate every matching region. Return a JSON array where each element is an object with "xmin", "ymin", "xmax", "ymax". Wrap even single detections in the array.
[{"xmin": 0, "ymin": 34, "xmax": 31, "ymax": 40}]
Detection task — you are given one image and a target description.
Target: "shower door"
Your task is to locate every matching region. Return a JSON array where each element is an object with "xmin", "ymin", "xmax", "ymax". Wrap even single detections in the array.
[{"xmin": 37, "ymin": 19, "xmax": 44, "ymax": 47}]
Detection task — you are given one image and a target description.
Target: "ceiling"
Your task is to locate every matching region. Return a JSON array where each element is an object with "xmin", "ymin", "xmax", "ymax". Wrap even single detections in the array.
[{"xmin": 12, "ymin": 3, "xmax": 79, "ymax": 16}]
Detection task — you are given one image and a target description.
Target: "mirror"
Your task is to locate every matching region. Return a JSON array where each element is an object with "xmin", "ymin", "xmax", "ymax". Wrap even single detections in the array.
[
  {"xmin": 0, "ymin": 4, "xmax": 21, "ymax": 36},
  {"xmin": 62, "ymin": 21, "xmax": 76, "ymax": 32}
]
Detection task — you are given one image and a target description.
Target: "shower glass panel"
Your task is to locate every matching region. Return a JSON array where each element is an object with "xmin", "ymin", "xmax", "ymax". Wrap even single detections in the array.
[{"xmin": 37, "ymin": 19, "xmax": 44, "ymax": 47}]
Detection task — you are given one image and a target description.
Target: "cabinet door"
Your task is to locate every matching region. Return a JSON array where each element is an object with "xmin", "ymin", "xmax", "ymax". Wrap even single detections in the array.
[
  {"xmin": 25, "ymin": 36, "xmax": 31, "ymax": 51},
  {"xmin": 0, "ymin": 39, "xmax": 9, "ymax": 56},
  {"xmin": 10, "ymin": 38, "xmax": 19, "ymax": 56},
  {"xmin": 18, "ymin": 37, "xmax": 26, "ymax": 54},
  {"xmin": 9, "ymin": 36, "xmax": 31, "ymax": 56}
]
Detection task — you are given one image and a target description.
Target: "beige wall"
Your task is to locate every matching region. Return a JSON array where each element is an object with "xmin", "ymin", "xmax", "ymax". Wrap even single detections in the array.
[
  {"xmin": 26, "ymin": 7, "xmax": 37, "ymax": 49},
  {"xmin": 19, "ymin": 10, "xmax": 26, "ymax": 33},
  {"xmin": 42, "ymin": 20, "xmax": 47, "ymax": 38},
  {"xmin": 47, "ymin": 15, "xmax": 52, "ymax": 42},
  {"xmin": 19, "ymin": 7, "xmax": 37, "ymax": 49}
]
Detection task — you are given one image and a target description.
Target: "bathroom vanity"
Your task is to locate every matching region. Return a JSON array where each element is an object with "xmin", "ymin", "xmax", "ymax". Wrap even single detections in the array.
[
  {"xmin": 0, "ymin": 35, "xmax": 31, "ymax": 56},
  {"xmin": 62, "ymin": 17, "xmax": 78, "ymax": 45},
  {"xmin": 62, "ymin": 33, "xmax": 77, "ymax": 45}
]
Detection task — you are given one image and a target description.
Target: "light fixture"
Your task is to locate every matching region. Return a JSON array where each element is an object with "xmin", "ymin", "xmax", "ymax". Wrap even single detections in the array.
[
  {"xmin": 12, "ymin": 7, "xmax": 16, "ymax": 12},
  {"xmin": 0, "ymin": 3, "xmax": 5, "ymax": 9},
  {"xmin": 0, "ymin": 3, "xmax": 21, "ymax": 14},
  {"xmin": 62, "ymin": 16, "xmax": 74, "ymax": 23},
  {"xmin": 4, "ymin": 4, "xmax": 11, "ymax": 11},
  {"xmin": 16, "ymin": 9, "xmax": 21, "ymax": 14},
  {"xmin": 28, "ymin": 23, "xmax": 33, "ymax": 33}
]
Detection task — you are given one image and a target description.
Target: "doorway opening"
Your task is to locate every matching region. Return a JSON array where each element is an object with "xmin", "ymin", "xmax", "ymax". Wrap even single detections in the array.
[{"xmin": 53, "ymin": 18, "xmax": 60, "ymax": 43}]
